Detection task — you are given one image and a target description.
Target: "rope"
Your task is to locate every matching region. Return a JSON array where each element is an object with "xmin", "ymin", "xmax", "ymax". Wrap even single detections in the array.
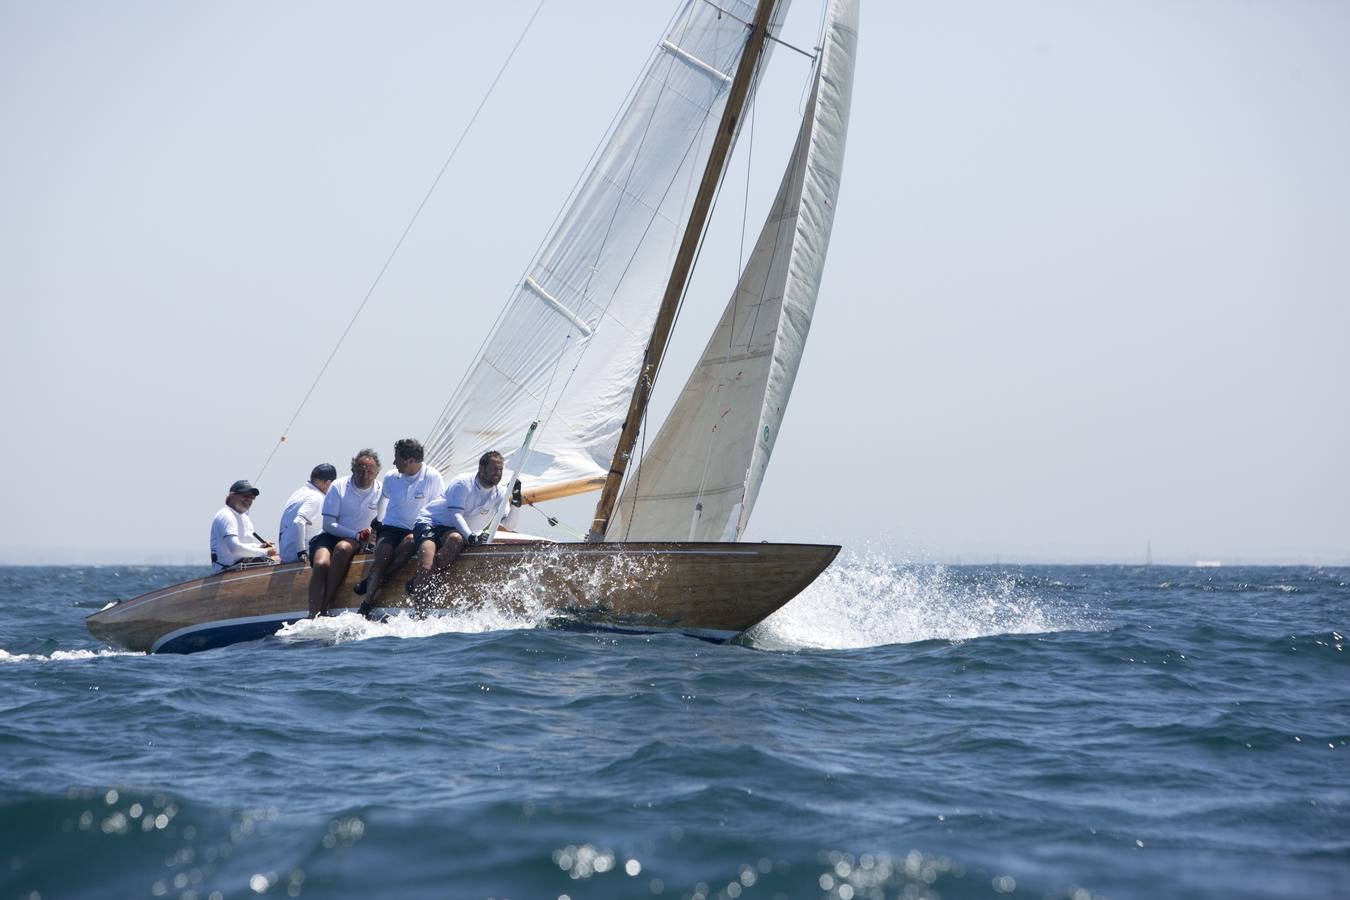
[
  {"xmin": 255, "ymin": 0, "xmax": 549, "ymax": 485},
  {"xmin": 528, "ymin": 503, "xmax": 587, "ymax": 539}
]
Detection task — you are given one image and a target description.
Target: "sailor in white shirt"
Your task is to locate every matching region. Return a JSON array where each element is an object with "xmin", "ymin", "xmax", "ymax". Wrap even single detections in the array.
[
  {"xmin": 277, "ymin": 463, "xmax": 338, "ymax": 563},
  {"xmin": 406, "ymin": 450, "xmax": 520, "ymax": 597},
  {"xmin": 307, "ymin": 449, "xmax": 382, "ymax": 616},
  {"xmin": 209, "ymin": 480, "xmax": 279, "ymax": 572},
  {"xmin": 355, "ymin": 438, "xmax": 445, "ymax": 617}
]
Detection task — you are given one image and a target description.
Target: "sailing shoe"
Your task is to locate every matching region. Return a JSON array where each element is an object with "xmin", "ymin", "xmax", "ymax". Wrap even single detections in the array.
[
  {"xmin": 357, "ymin": 601, "xmax": 375, "ymax": 619},
  {"xmin": 353, "ymin": 578, "xmax": 368, "ymax": 596}
]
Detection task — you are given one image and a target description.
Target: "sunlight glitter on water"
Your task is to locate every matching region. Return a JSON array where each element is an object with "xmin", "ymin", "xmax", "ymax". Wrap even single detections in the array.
[{"xmin": 747, "ymin": 549, "xmax": 1097, "ymax": 650}]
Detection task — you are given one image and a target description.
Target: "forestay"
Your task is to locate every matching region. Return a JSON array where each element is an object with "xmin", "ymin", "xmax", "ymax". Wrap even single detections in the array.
[
  {"xmin": 424, "ymin": 0, "xmax": 789, "ymax": 488},
  {"xmin": 610, "ymin": 0, "xmax": 857, "ymax": 541}
]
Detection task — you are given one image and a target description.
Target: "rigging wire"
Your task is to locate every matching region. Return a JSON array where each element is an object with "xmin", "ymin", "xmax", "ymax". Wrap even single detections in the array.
[
  {"xmin": 696, "ymin": 0, "xmax": 816, "ymax": 59},
  {"xmin": 505, "ymin": 8, "xmax": 749, "ymax": 487},
  {"xmin": 254, "ymin": 0, "xmax": 549, "ymax": 485},
  {"xmin": 618, "ymin": 33, "xmax": 774, "ymax": 541},
  {"xmin": 420, "ymin": 2, "xmax": 689, "ymax": 464},
  {"xmin": 528, "ymin": 504, "xmax": 587, "ymax": 539}
]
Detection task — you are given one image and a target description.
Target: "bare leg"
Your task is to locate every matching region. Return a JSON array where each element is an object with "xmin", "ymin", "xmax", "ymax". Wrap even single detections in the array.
[
  {"xmin": 307, "ymin": 548, "xmax": 333, "ymax": 618},
  {"xmin": 364, "ymin": 535, "xmax": 414, "ymax": 613},
  {"xmin": 362, "ymin": 540, "xmax": 395, "ymax": 608},
  {"xmin": 431, "ymin": 533, "xmax": 466, "ymax": 577},
  {"xmin": 409, "ymin": 538, "xmax": 439, "ymax": 594},
  {"xmin": 407, "ymin": 532, "xmax": 464, "ymax": 597},
  {"xmin": 323, "ymin": 540, "xmax": 358, "ymax": 615}
]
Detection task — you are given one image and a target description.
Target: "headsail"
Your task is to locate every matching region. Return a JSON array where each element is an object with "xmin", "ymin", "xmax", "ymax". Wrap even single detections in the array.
[
  {"xmin": 423, "ymin": 1, "xmax": 788, "ymax": 486},
  {"xmin": 610, "ymin": 0, "xmax": 858, "ymax": 541}
]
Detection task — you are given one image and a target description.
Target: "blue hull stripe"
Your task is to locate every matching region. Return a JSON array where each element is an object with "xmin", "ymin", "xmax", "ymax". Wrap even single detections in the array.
[
  {"xmin": 150, "ymin": 609, "xmax": 736, "ymax": 653},
  {"xmin": 152, "ymin": 611, "xmax": 308, "ymax": 654}
]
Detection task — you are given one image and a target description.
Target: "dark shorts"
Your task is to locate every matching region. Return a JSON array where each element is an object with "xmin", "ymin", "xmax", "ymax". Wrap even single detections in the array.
[
  {"xmin": 307, "ymin": 532, "xmax": 341, "ymax": 565},
  {"xmin": 413, "ymin": 521, "xmax": 457, "ymax": 549},
  {"xmin": 376, "ymin": 524, "xmax": 414, "ymax": 547}
]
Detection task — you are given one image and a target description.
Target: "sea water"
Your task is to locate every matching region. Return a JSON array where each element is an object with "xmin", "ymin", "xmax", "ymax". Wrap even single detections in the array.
[{"xmin": 1, "ymin": 560, "xmax": 1346, "ymax": 899}]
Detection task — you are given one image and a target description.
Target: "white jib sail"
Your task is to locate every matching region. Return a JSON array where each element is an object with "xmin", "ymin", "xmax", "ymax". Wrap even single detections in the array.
[
  {"xmin": 610, "ymin": 0, "xmax": 858, "ymax": 542},
  {"xmin": 423, "ymin": 1, "xmax": 789, "ymax": 488}
]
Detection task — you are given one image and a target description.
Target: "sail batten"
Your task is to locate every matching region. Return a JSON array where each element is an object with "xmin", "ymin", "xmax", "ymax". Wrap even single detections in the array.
[
  {"xmin": 523, "ymin": 276, "xmax": 594, "ymax": 337},
  {"xmin": 659, "ymin": 39, "xmax": 734, "ymax": 83}
]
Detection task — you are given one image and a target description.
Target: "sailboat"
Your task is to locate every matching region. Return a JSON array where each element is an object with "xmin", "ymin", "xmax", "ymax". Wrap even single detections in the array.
[{"xmin": 87, "ymin": 0, "xmax": 858, "ymax": 654}]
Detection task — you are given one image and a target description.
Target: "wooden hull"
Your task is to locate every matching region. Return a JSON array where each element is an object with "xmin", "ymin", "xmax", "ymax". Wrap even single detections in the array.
[{"xmin": 85, "ymin": 542, "xmax": 840, "ymax": 654}]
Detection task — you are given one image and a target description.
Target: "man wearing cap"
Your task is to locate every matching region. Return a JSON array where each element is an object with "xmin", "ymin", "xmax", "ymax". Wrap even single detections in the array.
[
  {"xmin": 277, "ymin": 464, "xmax": 338, "ymax": 564},
  {"xmin": 209, "ymin": 480, "xmax": 280, "ymax": 573},
  {"xmin": 355, "ymin": 438, "xmax": 444, "ymax": 617},
  {"xmin": 307, "ymin": 448, "xmax": 382, "ymax": 616}
]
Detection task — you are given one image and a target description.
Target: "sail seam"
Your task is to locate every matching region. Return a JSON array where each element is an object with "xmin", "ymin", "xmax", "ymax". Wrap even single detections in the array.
[
  {"xmin": 695, "ymin": 347, "xmax": 772, "ymax": 366},
  {"xmin": 634, "ymin": 482, "xmax": 744, "ymax": 502},
  {"xmin": 544, "ymin": 60, "xmax": 741, "ymax": 458}
]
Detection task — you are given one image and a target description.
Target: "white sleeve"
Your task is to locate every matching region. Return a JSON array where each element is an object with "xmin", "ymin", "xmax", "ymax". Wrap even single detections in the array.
[
  {"xmin": 322, "ymin": 484, "xmax": 359, "ymax": 539},
  {"xmin": 324, "ymin": 514, "xmax": 359, "ymax": 540},
  {"xmin": 223, "ymin": 532, "xmax": 267, "ymax": 558},
  {"xmin": 296, "ymin": 495, "xmax": 323, "ymax": 541},
  {"xmin": 452, "ymin": 512, "xmax": 473, "ymax": 539}
]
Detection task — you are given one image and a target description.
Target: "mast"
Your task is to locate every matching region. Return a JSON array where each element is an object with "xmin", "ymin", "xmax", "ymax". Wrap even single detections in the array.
[{"xmin": 587, "ymin": 0, "xmax": 780, "ymax": 542}]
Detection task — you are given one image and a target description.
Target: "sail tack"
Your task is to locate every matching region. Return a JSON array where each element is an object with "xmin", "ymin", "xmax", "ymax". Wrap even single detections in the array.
[
  {"xmin": 424, "ymin": 1, "xmax": 786, "ymax": 486},
  {"xmin": 610, "ymin": 0, "xmax": 858, "ymax": 542}
]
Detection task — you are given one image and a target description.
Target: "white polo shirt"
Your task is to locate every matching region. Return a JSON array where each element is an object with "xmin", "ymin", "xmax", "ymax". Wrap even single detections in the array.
[
  {"xmin": 379, "ymin": 463, "xmax": 445, "ymax": 530},
  {"xmin": 278, "ymin": 481, "xmax": 325, "ymax": 562},
  {"xmin": 210, "ymin": 506, "xmax": 268, "ymax": 569},
  {"xmin": 321, "ymin": 475, "xmax": 383, "ymax": 540},
  {"xmin": 418, "ymin": 472, "xmax": 517, "ymax": 540}
]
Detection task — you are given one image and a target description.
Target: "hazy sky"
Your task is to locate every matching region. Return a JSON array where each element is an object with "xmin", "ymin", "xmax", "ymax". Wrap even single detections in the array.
[{"xmin": 3, "ymin": 0, "xmax": 1346, "ymax": 565}]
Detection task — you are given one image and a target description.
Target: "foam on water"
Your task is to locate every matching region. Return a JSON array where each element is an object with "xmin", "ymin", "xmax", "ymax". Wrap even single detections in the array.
[
  {"xmin": 274, "ymin": 606, "xmax": 544, "ymax": 648},
  {"xmin": 748, "ymin": 548, "xmax": 1095, "ymax": 650},
  {"xmin": 0, "ymin": 647, "xmax": 137, "ymax": 664}
]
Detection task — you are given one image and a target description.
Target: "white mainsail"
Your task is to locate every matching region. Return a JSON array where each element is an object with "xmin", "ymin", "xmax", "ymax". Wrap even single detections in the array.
[
  {"xmin": 610, "ymin": 0, "xmax": 857, "ymax": 541},
  {"xmin": 424, "ymin": 1, "xmax": 789, "ymax": 488}
]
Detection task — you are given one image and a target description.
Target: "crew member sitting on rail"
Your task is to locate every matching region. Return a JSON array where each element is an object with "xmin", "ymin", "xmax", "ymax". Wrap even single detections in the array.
[
  {"xmin": 277, "ymin": 463, "xmax": 338, "ymax": 563},
  {"xmin": 209, "ymin": 480, "xmax": 280, "ymax": 572},
  {"xmin": 403, "ymin": 450, "xmax": 520, "ymax": 601},
  {"xmin": 355, "ymin": 438, "xmax": 444, "ymax": 617},
  {"xmin": 307, "ymin": 449, "xmax": 382, "ymax": 617}
]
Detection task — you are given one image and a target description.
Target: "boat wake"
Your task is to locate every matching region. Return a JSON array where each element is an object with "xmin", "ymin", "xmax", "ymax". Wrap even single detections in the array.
[
  {"xmin": 746, "ymin": 548, "xmax": 1096, "ymax": 651},
  {"xmin": 0, "ymin": 648, "xmax": 138, "ymax": 664},
  {"xmin": 274, "ymin": 606, "xmax": 545, "ymax": 648}
]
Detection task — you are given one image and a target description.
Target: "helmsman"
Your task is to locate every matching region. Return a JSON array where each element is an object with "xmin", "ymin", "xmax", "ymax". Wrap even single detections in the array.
[{"xmin": 209, "ymin": 480, "xmax": 279, "ymax": 572}]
